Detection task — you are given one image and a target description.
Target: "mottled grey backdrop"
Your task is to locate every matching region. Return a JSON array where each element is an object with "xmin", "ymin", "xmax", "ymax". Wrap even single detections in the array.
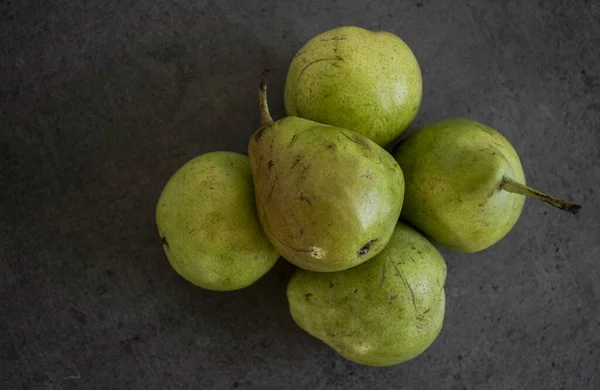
[{"xmin": 1, "ymin": 0, "xmax": 599, "ymax": 389}]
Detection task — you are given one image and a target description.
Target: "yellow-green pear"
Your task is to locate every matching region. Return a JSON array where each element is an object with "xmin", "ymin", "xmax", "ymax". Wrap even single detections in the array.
[
  {"xmin": 284, "ymin": 26, "xmax": 422, "ymax": 147},
  {"xmin": 155, "ymin": 151, "xmax": 279, "ymax": 291},
  {"xmin": 249, "ymin": 70, "xmax": 405, "ymax": 272},
  {"xmin": 287, "ymin": 222, "xmax": 447, "ymax": 366},
  {"xmin": 393, "ymin": 118, "xmax": 581, "ymax": 252}
]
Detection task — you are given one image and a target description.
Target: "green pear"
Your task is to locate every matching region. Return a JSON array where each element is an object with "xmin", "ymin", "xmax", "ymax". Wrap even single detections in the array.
[
  {"xmin": 287, "ymin": 222, "xmax": 446, "ymax": 366},
  {"xmin": 284, "ymin": 26, "xmax": 422, "ymax": 147},
  {"xmin": 393, "ymin": 118, "xmax": 581, "ymax": 252},
  {"xmin": 155, "ymin": 151, "xmax": 279, "ymax": 291},
  {"xmin": 249, "ymin": 70, "xmax": 405, "ymax": 272}
]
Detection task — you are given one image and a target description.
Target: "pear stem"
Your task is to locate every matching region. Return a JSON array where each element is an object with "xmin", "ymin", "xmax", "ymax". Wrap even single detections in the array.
[
  {"xmin": 499, "ymin": 176, "xmax": 581, "ymax": 214},
  {"xmin": 258, "ymin": 69, "xmax": 273, "ymax": 127}
]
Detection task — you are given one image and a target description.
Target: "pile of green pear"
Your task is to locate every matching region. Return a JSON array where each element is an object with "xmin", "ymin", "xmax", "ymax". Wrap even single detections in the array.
[{"xmin": 155, "ymin": 26, "xmax": 581, "ymax": 366}]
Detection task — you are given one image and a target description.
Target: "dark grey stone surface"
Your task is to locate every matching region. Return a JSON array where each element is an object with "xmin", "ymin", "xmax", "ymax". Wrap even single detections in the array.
[{"xmin": 1, "ymin": 0, "xmax": 599, "ymax": 389}]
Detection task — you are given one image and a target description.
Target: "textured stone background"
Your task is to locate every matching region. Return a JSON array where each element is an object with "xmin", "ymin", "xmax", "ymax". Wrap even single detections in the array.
[{"xmin": 1, "ymin": 1, "xmax": 599, "ymax": 389}]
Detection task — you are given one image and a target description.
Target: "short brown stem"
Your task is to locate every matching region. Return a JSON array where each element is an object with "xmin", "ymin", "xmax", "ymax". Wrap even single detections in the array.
[
  {"xmin": 258, "ymin": 69, "xmax": 273, "ymax": 127},
  {"xmin": 500, "ymin": 176, "xmax": 581, "ymax": 214}
]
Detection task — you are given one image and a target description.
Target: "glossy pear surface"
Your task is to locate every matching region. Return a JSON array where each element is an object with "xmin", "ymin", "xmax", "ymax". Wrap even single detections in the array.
[
  {"xmin": 284, "ymin": 26, "xmax": 422, "ymax": 147},
  {"xmin": 287, "ymin": 222, "xmax": 447, "ymax": 366},
  {"xmin": 156, "ymin": 152, "xmax": 279, "ymax": 291},
  {"xmin": 393, "ymin": 118, "xmax": 526, "ymax": 252}
]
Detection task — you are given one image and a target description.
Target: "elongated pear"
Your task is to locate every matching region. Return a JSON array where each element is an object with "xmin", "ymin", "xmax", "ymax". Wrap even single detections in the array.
[
  {"xmin": 393, "ymin": 118, "xmax": 581, "ymax": 252},
  {"xmin": 249, "ymin": 70, "xmax": 405, "ymax": 272}
]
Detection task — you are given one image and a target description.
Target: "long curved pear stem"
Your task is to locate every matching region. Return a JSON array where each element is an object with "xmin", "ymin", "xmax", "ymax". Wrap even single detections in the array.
[
  {"xmin": 258, "ymin": 69, "xmax": 273, "ymax": 127},
  {"xmin": 500, "ymin": 176, "xmax": 581, "ymax": 214}
]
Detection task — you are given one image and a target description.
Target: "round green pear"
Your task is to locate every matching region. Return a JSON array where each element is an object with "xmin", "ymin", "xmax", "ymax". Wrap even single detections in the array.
[
  {"xmin": 284, "ymin": 26, "xmax": 422, "ymax": 148},
  {"xmin": 155, "ymin": 151, "xmax": 279, "ymax": 291},
  {"xmin": 287, "ymin": 222, "xmax": 446, "ymax": 366},
  {"xmin": 393, "ymin": 118, "xmax": 581, "ymax": 252}
]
